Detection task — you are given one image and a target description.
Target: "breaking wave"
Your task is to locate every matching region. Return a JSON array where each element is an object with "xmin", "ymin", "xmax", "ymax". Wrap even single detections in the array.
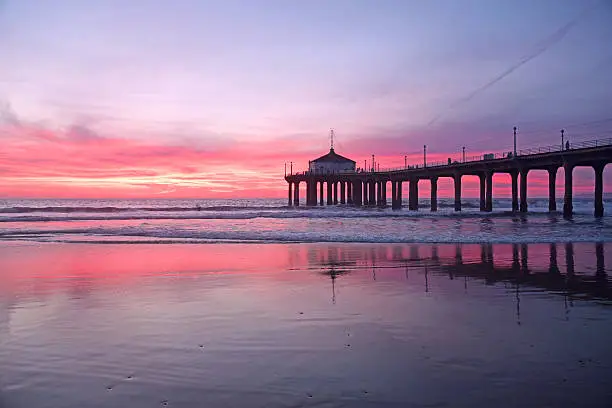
[{"xmin": 1, "ymin": 198, "xmax": 610, "ymax": 244}]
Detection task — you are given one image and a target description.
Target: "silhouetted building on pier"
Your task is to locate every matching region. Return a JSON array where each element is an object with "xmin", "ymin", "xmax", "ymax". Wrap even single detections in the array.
[{"xmin": 309, "ymin": 148, "xmax": 356, "ymax": 174}]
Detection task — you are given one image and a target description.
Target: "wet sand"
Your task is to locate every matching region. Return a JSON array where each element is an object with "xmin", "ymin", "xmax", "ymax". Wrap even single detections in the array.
[{"xmin": 1, "ymin": 242, "xmax": 611, "ymax": 407}]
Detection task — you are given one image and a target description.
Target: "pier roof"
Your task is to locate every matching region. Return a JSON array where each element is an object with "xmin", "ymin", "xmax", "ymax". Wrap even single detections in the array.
[{"xmin": 312, "ymin": 148, "xmax": 355, "ymax": 164}]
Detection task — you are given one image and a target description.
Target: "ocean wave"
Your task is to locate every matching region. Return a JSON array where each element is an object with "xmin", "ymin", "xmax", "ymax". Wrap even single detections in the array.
[
  {"xmin": 1, "ymin": 198, "xmax": 607, "ymax": 217},
  {"xmin": 1, "ymin": 220, "xmax": 611, "ymax": 244},
  {"xmin": 0, "ymin": 208, "xmax": 592, "ymax": 223},
  {"xmin": 1, "ymin": 198, "xmax": 610, "ymax": 245},
  {"xmin": 0, "ymin": 205, "xmax": 282, "ymax": 214}
]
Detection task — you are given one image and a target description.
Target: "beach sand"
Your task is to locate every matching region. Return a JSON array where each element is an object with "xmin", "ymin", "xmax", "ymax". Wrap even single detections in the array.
[{"xmin": 1, "ymin": 242, "xmax": 611, "ymax": 407}]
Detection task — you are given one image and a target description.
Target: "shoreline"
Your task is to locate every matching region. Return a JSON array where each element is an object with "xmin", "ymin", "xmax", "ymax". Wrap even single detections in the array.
[{"xmin": 2, "ymin": 237, "xmax": 612, "ymax": 245}]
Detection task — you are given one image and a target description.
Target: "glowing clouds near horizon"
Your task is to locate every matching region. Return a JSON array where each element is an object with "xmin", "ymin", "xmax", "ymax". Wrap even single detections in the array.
[{"xmin": 0, "ymin": 120, "xmax": 610, "ymax": 198}]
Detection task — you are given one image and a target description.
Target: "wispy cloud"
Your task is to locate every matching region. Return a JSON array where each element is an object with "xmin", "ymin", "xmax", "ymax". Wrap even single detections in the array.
[{"xmin": 427, "ymin": 3, "xmax": 597, "ymax": 126}]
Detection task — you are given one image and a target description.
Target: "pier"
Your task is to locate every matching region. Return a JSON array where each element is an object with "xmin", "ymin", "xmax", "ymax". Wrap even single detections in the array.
[{"xmin": 285, "ymin": 137, "xmax": 612, "ymax": 218}]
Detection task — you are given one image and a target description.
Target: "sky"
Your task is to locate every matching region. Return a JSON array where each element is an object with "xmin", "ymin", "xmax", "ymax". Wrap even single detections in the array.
[{"xmin": 0, "ymin": 0, "xmax": 611, "ymax": 198}]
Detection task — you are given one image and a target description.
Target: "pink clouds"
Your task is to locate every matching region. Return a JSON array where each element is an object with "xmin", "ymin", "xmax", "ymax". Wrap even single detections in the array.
[
  {"xmin": 0, "ymin": 120, "xmax": 610, "ymax": 199},
  {"xmin": 0, "ymin": 120, "xmax": 315, "ymax": 198}
]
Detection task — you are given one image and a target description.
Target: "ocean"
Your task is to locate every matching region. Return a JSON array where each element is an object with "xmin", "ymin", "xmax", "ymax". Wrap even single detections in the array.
[
  {"xmin": 1, "ymin": 198, "xmax": 611, "ymax": 407},
  {"xmin": 1, "ymin": 197, "xmax": 611, "ymax": 244}
]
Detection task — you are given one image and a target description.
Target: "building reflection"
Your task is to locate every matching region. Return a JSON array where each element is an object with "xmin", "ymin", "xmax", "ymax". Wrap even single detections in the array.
[
  {"xmin": 319, "ymin": 262, "xmax": 353, "ymax": 304},
  {"xmin": 549, "ymin": 243, "xmax": 560, "ymax": 275},
  {"xmin": 310, "ymin": 242, "xmax": 611, "ymax": 302}
]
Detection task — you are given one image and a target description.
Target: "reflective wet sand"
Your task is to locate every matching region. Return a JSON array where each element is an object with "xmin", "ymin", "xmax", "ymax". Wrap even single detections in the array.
[{"xmin": 1, "ymin": 242, "xmax": 611, "ymax": 407}]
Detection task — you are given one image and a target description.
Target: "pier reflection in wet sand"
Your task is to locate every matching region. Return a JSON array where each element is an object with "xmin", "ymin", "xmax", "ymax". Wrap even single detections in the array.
[{"xmin": 1, "ymin": 242, "xmax": 611, "ymax": 408}]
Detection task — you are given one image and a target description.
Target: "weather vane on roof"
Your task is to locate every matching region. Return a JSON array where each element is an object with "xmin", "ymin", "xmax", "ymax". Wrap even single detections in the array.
[{"xmin": 330, "ymin": 128, "xmax": 334, "ymax": 150}]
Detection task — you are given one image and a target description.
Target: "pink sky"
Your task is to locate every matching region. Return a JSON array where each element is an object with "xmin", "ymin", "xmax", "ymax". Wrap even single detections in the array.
[
  {"xmin": 1, "ymin": 1, "xmax": 611, "ymax": 199},
  {"xmin": 0, "ymin": 119, "xmax": 609, "ymax": 199}
]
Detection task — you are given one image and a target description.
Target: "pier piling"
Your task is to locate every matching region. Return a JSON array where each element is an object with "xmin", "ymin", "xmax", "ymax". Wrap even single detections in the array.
[
  {"xmin": 397, "ymin": 181, "xmax": 403, "ymax": 209},
  {"xmin": 594, "ymin": 164, "xmax": 604, "ymax": 218},
  {"xmin": 319, "ymin": 182, "xmax": 324, "ymax": 206},
  {"xmin": 511, "ymin": 171, "xmax": 519, "ymax": 212},
  {"xmin": 548, "ymin": 168, "xmax": 557, "ymax": 212},
  {"xmin": 479, "ymin": 174, "xmax": 486, "ymax": 211},
  {"xmin": 409, "ymin": 179, "xmax": 419, "ymax": 211},
  {"xmin": 454, "ymin": 174, "xmax": 461, "ymax": 211},
  {"xmin": 520, "ymin": 170, "xmax": 528, "ymax": 213},
  {"xmin": 294, "ymin": 182, "xmax": 300, "ymax": 206},
  {"xmin": 431, "ymin": 177, "xmax": 438, "ymax": 212},
  {"xmin": 563, "ymin": 163, "xmax": 573, "ymax": 218},
  {"xmin": 485, "ymin": 171, "xmax": 493, "ymax": 212}
]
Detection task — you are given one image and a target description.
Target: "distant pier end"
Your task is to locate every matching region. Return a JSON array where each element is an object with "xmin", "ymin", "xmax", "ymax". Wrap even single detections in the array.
[{"xmin": 284, "ymin": 136, "xmax": 612, "ymax": 218}]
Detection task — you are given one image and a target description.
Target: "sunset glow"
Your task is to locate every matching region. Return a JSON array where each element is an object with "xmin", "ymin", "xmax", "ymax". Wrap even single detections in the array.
[{"xmin": 1, "ymin": 0, "xmax": 611, "ymax": 198}]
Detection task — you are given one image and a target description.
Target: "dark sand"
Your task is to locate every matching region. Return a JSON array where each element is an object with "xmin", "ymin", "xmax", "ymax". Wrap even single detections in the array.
[{"xmin": 1, "ymin": 242, "xmax": 611, "ymax": 407}]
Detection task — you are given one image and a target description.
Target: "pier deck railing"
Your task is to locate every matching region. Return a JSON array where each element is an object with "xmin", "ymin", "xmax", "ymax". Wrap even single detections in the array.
[{"xmin": 290, "ymin": 136, "xmax": 612, "ymax": 176}]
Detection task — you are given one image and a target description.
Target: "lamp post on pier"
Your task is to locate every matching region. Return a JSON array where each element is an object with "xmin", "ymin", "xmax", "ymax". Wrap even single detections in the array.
[
  {"xmin": 404, "ymin": 155, "xmax": 407, "ymax": 169},
  {"xmin": 561, "ymin": 129, "xmax": 565, "ymax": 151},
  {"xmin": 290, "ymin": 161, "xmax": 293, "ymax": 175},
  {"xmin": 462, "ymin": 146, "xmax": 465, "ymax": 163},
  {"xmin": 423, "ymin": 145, "xmax": 427, "ymax": 167},
  {"xmin": 513, "ymin": 126, "xmax": 517, "ymax": 157}
]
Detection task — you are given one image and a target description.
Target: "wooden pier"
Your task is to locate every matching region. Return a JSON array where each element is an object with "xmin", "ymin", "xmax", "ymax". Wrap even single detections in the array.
[{"xmin": 285, "ymin": 137, "xmax": 612, "ymax": 218}]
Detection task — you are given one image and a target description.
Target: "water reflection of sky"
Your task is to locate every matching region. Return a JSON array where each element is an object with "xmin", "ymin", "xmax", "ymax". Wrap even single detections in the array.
[
  {"xmin": 0, "ymin": 242, "xmax": 610, "ymax": 300},
  {"xmin": 1, "ymin": 243, "xmax": 611, "ymax": 408}
]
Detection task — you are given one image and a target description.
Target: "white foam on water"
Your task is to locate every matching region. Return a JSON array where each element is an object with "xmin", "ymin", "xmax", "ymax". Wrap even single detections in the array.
[{"xmin": 1, "ymin": 198, "xmax": 610, "ymax": 244}]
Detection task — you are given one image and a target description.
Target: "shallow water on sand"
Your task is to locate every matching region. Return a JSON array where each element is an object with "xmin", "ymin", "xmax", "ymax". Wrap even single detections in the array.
[{"xmin": 1, "ymin": 242, "xmax": 612, "ymax": 408}]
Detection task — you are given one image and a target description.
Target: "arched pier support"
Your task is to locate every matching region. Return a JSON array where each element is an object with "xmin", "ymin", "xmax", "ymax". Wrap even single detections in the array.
[
  {"xmin": 520, "ymin": 170, "xmax": 528, "ymax": 213},
  {"xmin": 368, "ymin": 180, "xmax": 375, "ymax": 205},
  {"xmin": 333, "ymin": 182, "xmax": 338, "ymax": 205},
  {"xmin": 293, "ymin": 181, "xmax": 300, "ymax": 206},
  {"xmin": 454, "ymin": 174, "xmax": 462, "ymax": 211},
  {"xmin": 347, "ymin": 182, "xmax": 353, "ymax": 205},
  {"xmin": 319, "ymin": 182, "xmax": 324, "ymax": 206},
  {"xmin": 353, "ymin": 180, "xmax": 362, "ymax": 206},
  {"xmin": 430, "ymin": 177, "xmax": 438, "ymax": 212},
  {"xmin": 409, "ymin": 179, "xmax": 419, "ymax": 211},
  {"xmin": 479, "ymin": 174, "xmax": 486, "ymax": 211},
  {"xmin": 397, "ymin": 181, "xmax": 403, "ymax": 209},
  {"xmin": 510, "ymin": 171, "xmax": 519, "ymax": 212},
  {"xmin": 381, "ymin": 181, "xmax": 387, "ymax": 207}
]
